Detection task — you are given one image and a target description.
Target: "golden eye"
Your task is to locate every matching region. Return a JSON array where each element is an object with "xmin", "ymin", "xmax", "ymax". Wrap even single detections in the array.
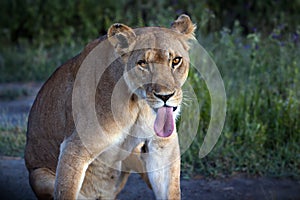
[
  {"xmin": 172, "ymin": 57, "xmax": 182, "ymax": 68},
  {"xmin": 137, "ymin": 60, "xmax": 147, "ymax": 68}
]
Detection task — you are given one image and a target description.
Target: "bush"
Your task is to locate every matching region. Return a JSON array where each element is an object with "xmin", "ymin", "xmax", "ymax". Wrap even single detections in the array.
[
  {"xmin": 0, "ymin": 42, "xmax": 81, "ymax": 82},
  {"xmin": 181, "ymin": 22, "xmax": 300, "ymax": 178},
  {"xmin": 1, "ymin": 0, "xmax": 299, "ymax": 45}
]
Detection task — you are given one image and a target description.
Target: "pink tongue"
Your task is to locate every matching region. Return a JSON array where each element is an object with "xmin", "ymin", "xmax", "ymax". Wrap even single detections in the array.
[{"xmin": 154, "ymin": 107, "xmax": 174, "ymax": 137}]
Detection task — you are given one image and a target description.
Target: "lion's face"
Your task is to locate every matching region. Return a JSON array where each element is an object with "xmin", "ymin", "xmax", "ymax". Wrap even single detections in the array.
[
  {"xmin": 108, "ymin": 15, "xmax": 195, "ymax": 137},
  {"xmin": 124, "ymin": 31, "xmax": 190, "ymax": 111}
]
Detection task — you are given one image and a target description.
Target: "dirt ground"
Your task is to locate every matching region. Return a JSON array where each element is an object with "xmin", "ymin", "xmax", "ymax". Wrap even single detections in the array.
[
  {"xmin": 0, "ymin": 83, "xmax": 299, "ymax": 200},
  {"xmin": 0, "ymin": 157, "xmax": 300, "ymax": 200}
]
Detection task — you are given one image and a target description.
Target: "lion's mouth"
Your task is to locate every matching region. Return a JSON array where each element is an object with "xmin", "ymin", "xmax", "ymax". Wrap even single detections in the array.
[{"xmin": 154, "ymin": 106, "xmax": 177, "ymax": 138}]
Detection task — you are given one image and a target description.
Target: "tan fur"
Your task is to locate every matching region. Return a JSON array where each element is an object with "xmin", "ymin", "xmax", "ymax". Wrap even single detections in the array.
[{"xmin": 25, "ymin": 15, "xmax": 195, "ymax": 200}]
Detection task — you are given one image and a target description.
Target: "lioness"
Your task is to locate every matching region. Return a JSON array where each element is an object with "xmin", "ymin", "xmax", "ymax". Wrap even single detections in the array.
[{"xmin": 25, "ymin": 14, "xmax": 196, "ymax": 199}]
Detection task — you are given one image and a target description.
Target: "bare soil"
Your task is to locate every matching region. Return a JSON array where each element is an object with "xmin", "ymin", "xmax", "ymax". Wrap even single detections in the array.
[
  {"xmin": 0, "ymin": 83, "xmax": 299, "ymax": 200},
  {"xmin": 0, "ymin": 157, "xmax": 300, "ymax": 200}
]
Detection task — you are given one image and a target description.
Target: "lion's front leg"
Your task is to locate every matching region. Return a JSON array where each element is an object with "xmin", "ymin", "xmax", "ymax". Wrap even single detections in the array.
[
  {"xmin": 54, "ymin": 134, "xmax": 94, "ymax": 200},
  {"xmin": 142, "ymin": 134, "xmax": 181, "ymax": 200}
]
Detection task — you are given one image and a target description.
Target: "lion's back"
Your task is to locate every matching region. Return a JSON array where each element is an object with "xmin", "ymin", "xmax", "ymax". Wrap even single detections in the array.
[
  {"xmin": 25, "ymin": 37, "xmax": 105, "ymax": 172},
  {"xmin": 25, "ymin": 59, "xmax": 77, "ymax": 172}
]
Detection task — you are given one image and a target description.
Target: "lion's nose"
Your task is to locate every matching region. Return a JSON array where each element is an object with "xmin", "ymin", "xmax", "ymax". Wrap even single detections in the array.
[{"xmin": 154, "ymin": 92, "xmax": 175, "ymax": 103}]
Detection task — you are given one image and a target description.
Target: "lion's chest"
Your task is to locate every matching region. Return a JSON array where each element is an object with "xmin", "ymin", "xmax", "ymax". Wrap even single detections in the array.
[
  {"xmin": 81, "ymin": 109, "xmax": 156, "ymax": 197},
  {"xmin": 95, "ymin": 105, "xmax": 156, "ymax": 163}
]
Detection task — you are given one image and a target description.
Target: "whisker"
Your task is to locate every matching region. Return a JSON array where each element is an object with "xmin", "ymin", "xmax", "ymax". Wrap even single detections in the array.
[{"xmin": 181, "ymin": 95, "xmax": 195, "ymax": 107}]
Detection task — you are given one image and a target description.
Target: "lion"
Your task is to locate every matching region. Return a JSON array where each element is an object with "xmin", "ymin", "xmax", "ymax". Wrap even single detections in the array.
[{"xmin": 25, "ymin": 14, "xmax": 196, "ymax": 200}]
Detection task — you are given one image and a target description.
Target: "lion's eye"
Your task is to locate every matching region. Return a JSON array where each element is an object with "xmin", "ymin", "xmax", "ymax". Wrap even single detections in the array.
[
  {"xmin": 172, "ymin": 57, "xmax": 182, "ymax": 68},
  {"xmin": 137, "ymin": 60, "xmax": 147, "ymax": 68}
]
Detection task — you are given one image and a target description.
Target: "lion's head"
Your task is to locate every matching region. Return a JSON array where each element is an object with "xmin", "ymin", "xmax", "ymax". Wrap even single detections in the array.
[{"xmin": 107, "ymin": 15, "xmax": 196, "ymax": 137}]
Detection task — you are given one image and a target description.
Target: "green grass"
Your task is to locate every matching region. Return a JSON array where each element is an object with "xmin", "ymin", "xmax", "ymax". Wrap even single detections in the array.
[
  {"xmin": 0, "ymin": 41, "xmax": 82, "ymax": 82},
  {"xmin": 0, "ymin": 22, "xmax": 299, "ymax": 178},
  {"xmin": 0, "ymin": 126, "xmax": 26, "ymax": 157},
  {"xmin": 0, "ymin": 112, "xmax": 27, "ymax": 157},
  {"xmin": 181, "ymin": 24, "xmax": 300, "ymax": 178},
  {"xmin": 0, "ymin": 87, "xmax": 30, "ymax": 101}
]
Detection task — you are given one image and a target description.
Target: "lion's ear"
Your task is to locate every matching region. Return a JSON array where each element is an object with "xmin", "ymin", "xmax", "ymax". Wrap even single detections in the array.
[
  {"xmin": 108, "ymin": 23, "xmax": 136, "ymax": 56},
  {"xmin": 171, "ymin": 14, "xmax": 196, "ymax": 39}
]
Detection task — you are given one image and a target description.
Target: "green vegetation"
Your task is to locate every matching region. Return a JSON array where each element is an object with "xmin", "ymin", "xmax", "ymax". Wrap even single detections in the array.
[
  {"xmin": 0, "ymin": 1, "xmax": 299, "ymax": 178},
  {"xmin": 0, "ymin": 43, "xmax": 81, "ymax": 82},
  {"xmin": 0, "ymin": 87, "xmax": 30, "ymax": 101},
  {"xmin": 0, "ymin": 126, "xmax": 26, "ymax": 157},
  {"xmin": 182, "ymin": 23, "xmax": 300, "ymax": 178}
]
